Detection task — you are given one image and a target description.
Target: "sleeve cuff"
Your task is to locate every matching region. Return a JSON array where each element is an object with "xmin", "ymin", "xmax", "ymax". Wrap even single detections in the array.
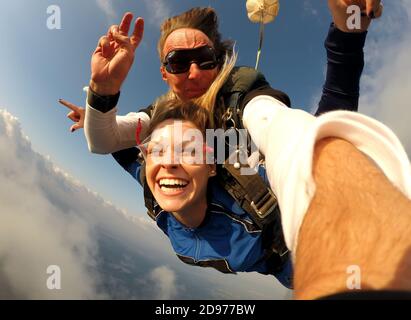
[
  {"xmin": 87, "ymin": 87, "xmax": 120, "ymax": 113},
  {"xmin": 326, "ymin": 22, "xmax": 367, "ymax": 53}
]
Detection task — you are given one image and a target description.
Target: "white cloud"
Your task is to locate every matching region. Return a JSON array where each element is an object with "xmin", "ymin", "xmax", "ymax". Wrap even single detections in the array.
[
  {"xmin": 303, "ymin": 0, "xmax": 318, "ymax": 16},
  {"xmin": 95, "ymin": 0, "xmax": 117, "ymax": 23},
  {"xmin": 0, "ymin": 110, "xmax": 102, "ymax": 298},
  {"xmin": 360, "ymin": 0, "xmax": 411, "ymax": 157},
  {"xmin": 0, "ymin": 109, "xmax": 164, "ymax": 299},
  {"xmin": 142, "ymin": 0, "xmax": 172, "ymax": 27},
  {"xmin": 149, "ymin": 266, "xmax": 179, "ymax": 299}
]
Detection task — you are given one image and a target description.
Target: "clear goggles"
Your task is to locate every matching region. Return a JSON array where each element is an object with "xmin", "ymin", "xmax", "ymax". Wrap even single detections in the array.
[{"xmin": 137, "ymin": 127, "xmax": 214, "ymax": 165}]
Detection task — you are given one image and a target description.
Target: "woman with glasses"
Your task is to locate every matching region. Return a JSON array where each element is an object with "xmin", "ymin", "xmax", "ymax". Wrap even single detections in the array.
[{"xmin": 118, "ymin": 99, "xmax": 294, "ymax": 288}]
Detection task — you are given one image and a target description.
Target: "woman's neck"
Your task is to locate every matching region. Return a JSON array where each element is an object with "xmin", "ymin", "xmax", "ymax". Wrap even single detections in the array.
[{"xmin": 172, "ymin": 199, "xmax": 208, "ymax": 229}]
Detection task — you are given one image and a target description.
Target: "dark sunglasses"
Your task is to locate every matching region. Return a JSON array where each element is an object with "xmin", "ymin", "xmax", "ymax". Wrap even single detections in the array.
[{"xmin": 163, "ymin": 46, "xmax": 219, "ymax": 74}]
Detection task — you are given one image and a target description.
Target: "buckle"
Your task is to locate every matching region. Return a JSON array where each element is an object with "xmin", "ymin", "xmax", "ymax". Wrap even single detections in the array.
[{"xmin": 250, "ymin": 188, "xmax": 278, "ymax": 219}]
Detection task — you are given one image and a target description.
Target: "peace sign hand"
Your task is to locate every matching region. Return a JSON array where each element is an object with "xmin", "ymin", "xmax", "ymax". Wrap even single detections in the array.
[
  {"xmin": 58, "ymin": 99, "xmax": 85, "ymax": 132},
  {"xmin": 90, "ymin": 12, "xmax": 144, "ymax": 95}
]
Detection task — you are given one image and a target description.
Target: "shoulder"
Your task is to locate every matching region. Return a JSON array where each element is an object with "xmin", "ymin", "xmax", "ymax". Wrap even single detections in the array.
[
  {"xmin": 241, "ymin": 86, "xmax": 291, "ymax": 109},
  {"xmin": 222, "ymin": 66, "xmax": 291, "ymax": 108},
  {"xmin": 137, "ymin": 104, "xmax": 154, "ymax": 116},
  {"xmin": 222, "ymin": 66, "xmax": 268, "ymax": 94}
]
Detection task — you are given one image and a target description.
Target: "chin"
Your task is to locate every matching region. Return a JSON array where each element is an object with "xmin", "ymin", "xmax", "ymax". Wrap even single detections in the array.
[{"xmin": 157, "ymin": 198, "xmax": 184, "ymax": 213}]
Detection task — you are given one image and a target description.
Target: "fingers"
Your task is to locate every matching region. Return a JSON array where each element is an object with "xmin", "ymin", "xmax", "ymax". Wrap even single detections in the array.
[
  {"xmin": 104, "ymin": 14, "xmax": 143, "ymax": 51},
  {"xmin": 59, "ymin": 99, "xmax": 85, "ymax": 131},
  {"xmin": 119, "ymin": 12, "xmax": 133, "ymax": 36},
  {"xmin": 341, "ymin": 0, "xmax": 382, "ymax": 19},
  {"xmin": 365, "ymin": 0, "xmax": 382, "ymax": 18},
  {"xmin": 130, "ymin": 17, "xmax": 144, "ymax": 49},
  {"xmin": 67, "ymin": 111, "xmax": 80, "ymax": 122},
  {"xmin": 59, "ymin": 98, "xmax": 81, "ymax": 112},
  {"xmin": 111, "ymin": 32, "xmax": 133, "ymax": 50},
  {"xmin": 107, "ymin": 23, "xmax": 133, "ymax": 50},
  {"xmin": 374, "ymin": 2, "xmax": 383, "ymax": 18},
  {"xmin": 94, "ymin": 13, "xmax": 142, "ymax": 58},
  {"xmin": 96, "ymin": 35, "xmax": 112, "ymax": 57},
  {"xmin": 70, "ymin": 123, "xmax": 84, "ymax": 133}
]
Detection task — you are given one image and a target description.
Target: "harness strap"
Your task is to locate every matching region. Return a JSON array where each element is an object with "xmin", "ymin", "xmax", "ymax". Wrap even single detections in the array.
[
  {"xmin": 221, "ymin": 148, "xmax": 277, "ymax": 225},
  {"xmin": 140, "ymin": 163, "xmax": 159, "ymax": 220},
  {"xmin": 220, "ymin": 151, "xmax": 289, "ymax": 261}
]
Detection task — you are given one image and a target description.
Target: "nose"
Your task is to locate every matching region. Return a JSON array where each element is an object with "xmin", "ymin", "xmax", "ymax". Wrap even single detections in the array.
[
  {"xmin": 161, "ymin": 163, "xmax": 179, "ymax": 170},
  {"xmin": 187, "ymin": 63, "xmax": 202, "ymax": 80},
  {"xmin": 160, "ymin": 149, "xmax": 181, "ymax": 167}
]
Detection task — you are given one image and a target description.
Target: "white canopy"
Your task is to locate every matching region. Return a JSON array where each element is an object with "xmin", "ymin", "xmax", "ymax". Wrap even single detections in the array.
[{"xmin": 246, "ymin": 0, "xmax": 279, "ymax": 24}]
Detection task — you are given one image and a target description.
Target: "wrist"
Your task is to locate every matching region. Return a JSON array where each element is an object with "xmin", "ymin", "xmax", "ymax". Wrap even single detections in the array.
[
  {"xmin": 332, "ymin": 15, "xmax": 371, "ymax": 34},
  {"xmin": 89, "ymin": 79, "xmax": 120, "ymax": 96},
  {"xmin": 87, "ymin": 86, "xmax": 120, "ymax": 113}
]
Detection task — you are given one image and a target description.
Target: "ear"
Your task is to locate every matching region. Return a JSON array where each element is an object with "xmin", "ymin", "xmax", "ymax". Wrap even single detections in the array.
[{"xmin": 160, "ymin": 65, "xmax": 168, "ymax": 82}]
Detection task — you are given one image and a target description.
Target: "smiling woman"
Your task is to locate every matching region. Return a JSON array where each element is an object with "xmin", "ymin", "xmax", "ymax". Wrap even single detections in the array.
[
  {"xmin": 114, "ymin": 98, "xmax": 293, "ymax": 288},
  {"xmin": 141, "ymin": 100, "xmax": 216, "ymax": 228}
]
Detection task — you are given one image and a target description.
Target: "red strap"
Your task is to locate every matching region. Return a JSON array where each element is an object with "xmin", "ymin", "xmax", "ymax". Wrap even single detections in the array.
[{"xmin": 135, "ymin": 118, "xmax": 142, "ymax": 145}]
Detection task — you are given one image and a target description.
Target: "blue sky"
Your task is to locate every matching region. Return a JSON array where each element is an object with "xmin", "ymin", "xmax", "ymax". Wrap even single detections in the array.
[{"xmin": 0, "ymin": 0, "xmax": 410, "ymax": 299}]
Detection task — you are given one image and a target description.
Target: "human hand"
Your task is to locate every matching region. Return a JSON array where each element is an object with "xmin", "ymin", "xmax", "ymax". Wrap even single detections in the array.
[
  {"xmin": 58, "ymin": 99, "xmax": 85, "ymax": 132},
  {"xmin": 90, "ymin": 12, "xmax": 144, "ymax": 95},
  {"xmin": 328, "ymin": 0, "xmax": 383, "ymax": 33}
]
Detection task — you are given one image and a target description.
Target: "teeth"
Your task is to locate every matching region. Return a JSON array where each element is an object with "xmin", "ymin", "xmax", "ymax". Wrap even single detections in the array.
[
  {"xmin": 159, "ymin": 179, "xmax": 188, "ymax": 187},
  {"xmin": 160, "ymin": 185, "xmax": 185, "ymax": 192}
]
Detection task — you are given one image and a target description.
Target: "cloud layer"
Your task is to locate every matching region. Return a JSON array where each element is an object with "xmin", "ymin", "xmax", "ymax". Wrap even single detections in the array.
[
  {"xmin": 0, "ymin": 109, "xmax": 170, "ymax": 299},
  {"xmin": 360, "ymin": 0, "xmax": 411, "ymax": 156}
]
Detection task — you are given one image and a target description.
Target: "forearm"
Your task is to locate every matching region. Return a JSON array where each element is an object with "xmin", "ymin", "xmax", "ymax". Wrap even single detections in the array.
[
  {"xmin": 295, "ymin": 138, "xmax": 411, "ymax": 299},
  {"xmin": 243, "ymin": 96, "xmax": 411, "ymax": 254},
  {"xmin": 84, "ymin": 89, "xmax": 150, "ymax": 154},
  {"xmin": 316, "ymin": 23, "xmax": 367, "ymax": 115},
  {"xmin": 85, "ymin": 105, "xmax": 149, "ymax": 153}
]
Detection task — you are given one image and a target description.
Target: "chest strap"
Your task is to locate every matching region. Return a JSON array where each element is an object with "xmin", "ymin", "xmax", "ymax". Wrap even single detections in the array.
[{"xmin": 219, "ymin": 151, "xmax": 289, "ymax": 260}]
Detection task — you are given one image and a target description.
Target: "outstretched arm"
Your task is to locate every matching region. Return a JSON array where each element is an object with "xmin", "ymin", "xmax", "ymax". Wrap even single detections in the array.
[
  {"xmin": 316, "ymin": 0, "xmax": 383, "ymax": 114},
  {"xmin": 243, "ymin": 95, "xmax": 411, "ymax": 299},
  {"xmin": 58, "ymin": 98, "xmax": 150, "ymax": 154},
  {"xmin": 295, "ymin": 137, "xmax": 411, "ymax": 299},
  {"xmin": 85, "ymin": 12, "xmax": 150, "ymax": 153},
  {"xmin": 58, "ymin": 99, "xmax": 143, "ymax": 182}
]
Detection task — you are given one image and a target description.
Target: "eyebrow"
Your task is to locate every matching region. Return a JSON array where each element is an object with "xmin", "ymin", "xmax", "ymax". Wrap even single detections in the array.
[{"xmin": 148, "ymin": 139, "xmax": 203, "ymax": 149}]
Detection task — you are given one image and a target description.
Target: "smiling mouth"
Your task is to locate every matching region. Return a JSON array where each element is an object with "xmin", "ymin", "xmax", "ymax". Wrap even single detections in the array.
[{"xmin": 158, "ymin": 178, "xmax": 189, "ymax": 192}]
